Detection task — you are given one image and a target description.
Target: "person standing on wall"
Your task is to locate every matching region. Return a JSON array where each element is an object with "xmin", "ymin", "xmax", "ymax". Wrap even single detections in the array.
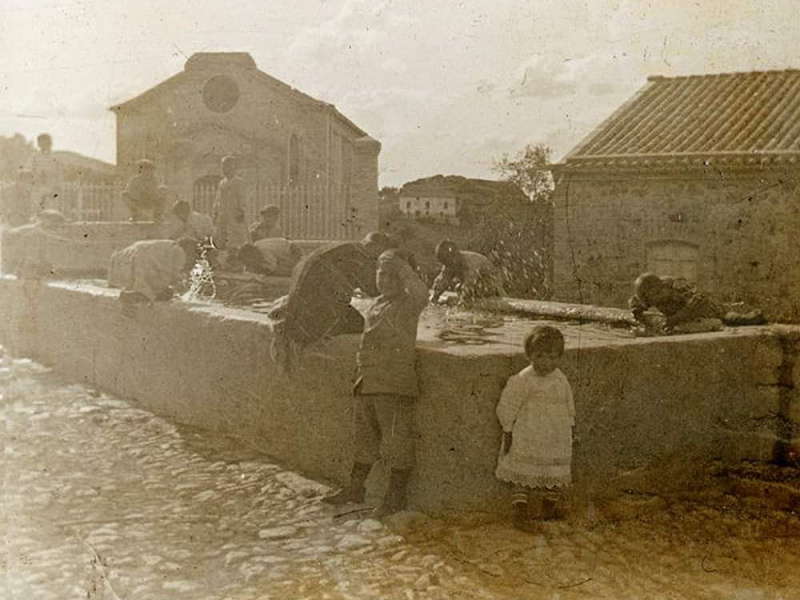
[
  {"xmin": 322, "ymin": 249, "xmax": 429, "ymax": 518},
  {"xmin": 30, "ymin": 133, "xmax": 64, "ymax": 214},
  {"xmin": 213, "ymin": 156, "xmax": 249, "ymax": 267}
]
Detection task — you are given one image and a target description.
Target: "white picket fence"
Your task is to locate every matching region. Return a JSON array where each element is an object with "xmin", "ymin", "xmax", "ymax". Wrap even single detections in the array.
[
  {"xmin": 19, "ymin": 181, "xmax": 355, "ymax": 240},
  {"xmin": 54, "ymin": 182, "xmax": 121, "ymax": 222},
  {"xmin": 194, "ymin": 181, "xmax": 356, "ymax": 240}
]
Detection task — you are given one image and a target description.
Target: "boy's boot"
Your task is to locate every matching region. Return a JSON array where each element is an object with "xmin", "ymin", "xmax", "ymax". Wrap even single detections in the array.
[
  {"xmin": 373, "ymin": 468, "xmax": 411, "ymax": 519},
  {"xmin": 322, "ymin": 462, "xmax": 372, "ymax": 505}
]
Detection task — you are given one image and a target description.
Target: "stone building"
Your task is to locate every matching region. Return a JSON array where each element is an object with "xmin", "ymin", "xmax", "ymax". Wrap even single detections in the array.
[
  {"xmin": 552, "ymin": 70, "xmax": 800, "ymax": 322},
  {"xmin": 110, "ymin": 52, "xmax": 380, "ymax": 238}
]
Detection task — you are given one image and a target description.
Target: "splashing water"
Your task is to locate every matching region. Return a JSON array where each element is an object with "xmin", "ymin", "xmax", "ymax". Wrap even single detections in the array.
[
  {"xmin": 426, "ymin": 301, "xmax": 506, "ymax": 345},
  {"xmin": 181, "ymin": 252, "xmax": 216, "ymax": 302}
]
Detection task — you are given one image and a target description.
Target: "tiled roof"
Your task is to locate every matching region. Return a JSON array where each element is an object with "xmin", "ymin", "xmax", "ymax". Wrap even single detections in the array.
[{"xmin": 561, "ymin": 69, "xmax": 800, "ymax": 171}]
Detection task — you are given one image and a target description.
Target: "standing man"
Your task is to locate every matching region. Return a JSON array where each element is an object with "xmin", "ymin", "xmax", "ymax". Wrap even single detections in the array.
[
  {"xmin": 213, "ymin": 156, "xmax": 249, "ymax": 261},
  {"xmin": 30, "ymin": 133, "xmax": 64, "ymax": 214}
]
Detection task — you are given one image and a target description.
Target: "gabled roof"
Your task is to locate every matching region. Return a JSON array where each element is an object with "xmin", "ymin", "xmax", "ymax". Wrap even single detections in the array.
[
  {"xmin": 560, "ymin": 69, "xmax": 800, "ymax": 171},
  {"xmin": 109, "ymin": 52, "xmax": 367, "ymax": 138}
]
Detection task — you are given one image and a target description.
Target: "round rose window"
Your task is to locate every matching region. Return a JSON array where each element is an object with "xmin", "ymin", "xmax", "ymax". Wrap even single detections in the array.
[{"xmin": 202, "ymin": 75, "xmax": 240, "ymax": 113}]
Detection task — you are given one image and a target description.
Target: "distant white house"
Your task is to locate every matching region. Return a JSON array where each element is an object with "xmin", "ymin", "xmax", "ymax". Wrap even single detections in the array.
[
  {"xmin": 398, "ymin": 175, "xmax": 521, "ymax": 225},
  {"xmin": 399, "ymin": 194, "xmax": 458, "ymax": 223}
]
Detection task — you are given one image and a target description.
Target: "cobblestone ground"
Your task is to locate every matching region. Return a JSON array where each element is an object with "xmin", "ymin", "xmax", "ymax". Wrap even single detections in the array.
[{"xmin": 3, "ymin": 355, "xmax": 800, "ymax": 600}]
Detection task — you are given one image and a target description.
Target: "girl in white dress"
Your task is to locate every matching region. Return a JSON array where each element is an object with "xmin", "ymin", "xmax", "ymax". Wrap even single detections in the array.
[{"xmin": 496, "ymin": 325, "xmax": 575, "ymax": 531}]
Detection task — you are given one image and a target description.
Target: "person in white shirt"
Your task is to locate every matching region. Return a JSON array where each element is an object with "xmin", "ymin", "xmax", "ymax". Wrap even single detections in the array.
[
  {"xmin": 108, "ymin": 238, "xmax": 199, "ymax": 303},
  {"xmin": 496, "ymin": 325, "xmax": 575, "ymax": 531}
]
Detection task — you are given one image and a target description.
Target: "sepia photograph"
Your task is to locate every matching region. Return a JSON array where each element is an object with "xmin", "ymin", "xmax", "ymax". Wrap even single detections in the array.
[{"xmin": 1, "ymin": 1, "xmax": 800, "ymax": 598}]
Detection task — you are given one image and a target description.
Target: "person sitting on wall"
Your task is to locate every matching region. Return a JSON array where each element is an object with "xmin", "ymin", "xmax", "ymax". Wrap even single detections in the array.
[
  {"xmin": 165, "ymin": 199, "xmax": 215, "ymax": 242},
  {"xmin": 107, "ymin": 238, "xmax": 200, "ymax": 304},
  {"xmin": 1, "ymin": 209, "xmax": 68, "ymax": 279},
  {"xmin": 322, "ymin": 249, "xmax": 429, "ymax": 518},
  {"xmin": 1, "ymin": 169, "xmax": 34, "ymax": 228},
  {"xmin": 122, "ymin": 159, "xmax": 165, "ymax": 222},
  {"xmin": 430, "ymin": 240, "xmax": 506, "ymax": 304},
  {"xmin": 249, "ymin": 205, "xmax": 281, "ymax": 243},
  {"xmin": 238, "ymin": 238, "xmax": 304, "ymax": 277},
  {"xmin": 629, "ymin": 272, "xmax": 766, "ymax": 335},
  {"xmin": 268, "ymin": 232, "xmax": 394, "ymax": 370}
]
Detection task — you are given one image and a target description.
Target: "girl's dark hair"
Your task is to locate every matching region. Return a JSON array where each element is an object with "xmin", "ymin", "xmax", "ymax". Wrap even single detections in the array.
[{"xmin": 523, "ymin": 325, "xmax": 565, "ymax": 358}]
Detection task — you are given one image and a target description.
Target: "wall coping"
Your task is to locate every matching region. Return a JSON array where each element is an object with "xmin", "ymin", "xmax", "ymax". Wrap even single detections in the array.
[{"xmin": 12, "ymin": 276, "xmax": 783, "ymax": 358}]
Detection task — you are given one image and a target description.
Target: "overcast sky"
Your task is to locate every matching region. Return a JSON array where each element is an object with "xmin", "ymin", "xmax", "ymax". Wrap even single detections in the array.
[{"xmin": 2, "ymin": 0, "xmax": 799, "ymax": 186}]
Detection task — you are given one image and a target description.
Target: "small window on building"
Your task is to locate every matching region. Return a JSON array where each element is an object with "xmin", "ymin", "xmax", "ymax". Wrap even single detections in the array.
[
  {"xmin": 406, "ymin": 201, "xmax": 411, "ymax": 209},
  {"xmin": 425, "ymin": 200, "xmax": 430, "ymax": 209},
  {"xmin": 443, "ymin": 201, "xmax": 449, "ymax": 210},
  {"xmin": 414, "ymin": 210, "xmax": 421, "ymax": 217}
]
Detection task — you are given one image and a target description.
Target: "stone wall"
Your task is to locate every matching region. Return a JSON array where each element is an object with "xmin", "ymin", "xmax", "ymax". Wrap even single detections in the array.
[
  {"xmin": 552, "ymin": 168, "xmax": 800, "ymax": 322},
  {"xmin": 1, "ymin": 277, "xmax": 796, "ymax": 513}
]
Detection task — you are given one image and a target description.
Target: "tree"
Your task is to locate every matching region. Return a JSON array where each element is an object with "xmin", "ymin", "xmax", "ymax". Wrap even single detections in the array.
[
  {"xmin": 378, "ymin": 186, "xmax": 402, "ymax": 226},
  {"xmin": 488, "ymin": 143, "xmax": 556, "ymax": 298},
  {"xmin": 492, "ymin": 143, "xmax": 554, "ymax": 204}
]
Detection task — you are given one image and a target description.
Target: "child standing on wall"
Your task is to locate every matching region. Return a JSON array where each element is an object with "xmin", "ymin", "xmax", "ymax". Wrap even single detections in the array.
[{"xmin": 496, "ymin": 325, "xmax": 575, "ymax": 532}]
